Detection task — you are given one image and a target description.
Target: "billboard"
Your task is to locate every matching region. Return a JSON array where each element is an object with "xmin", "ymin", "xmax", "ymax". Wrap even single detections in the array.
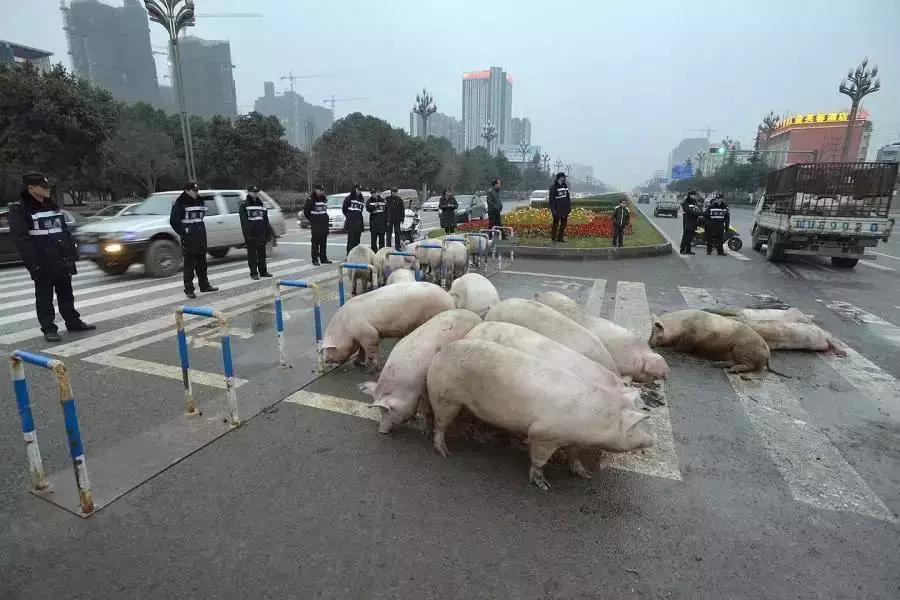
[
  {"xmin": 498, "ymin": 144, "xmax": 541, "ymax": 162},
  {"xmin": 671, "ymin": 163, "xmax": 693, "ymax": 180}
]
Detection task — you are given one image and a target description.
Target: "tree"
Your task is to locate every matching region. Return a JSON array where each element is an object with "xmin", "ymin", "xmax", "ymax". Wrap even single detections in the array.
[{"xmin": 107, "ymin": 102, "xmax": 182, "ymax": 194}]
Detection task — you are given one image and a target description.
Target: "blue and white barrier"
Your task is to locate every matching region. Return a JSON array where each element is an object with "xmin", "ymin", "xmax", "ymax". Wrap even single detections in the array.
[
  {"xmin": 274, "ymin": 279, "xmax": 324, "ymax": 371},
  {"xmin": 385, "ymin": 251, "xmax": 421, "ymax": 282},
  {"xmin": 337, "ymin": 262, "xmax": 379, "ymax": 306},
  {"xmin": 175, "ymin": 306, "xmax": 240, "ymax": 427},
  {"xmin": 8, "ymin": 350, "xmax": 93, "ymax": 515}
]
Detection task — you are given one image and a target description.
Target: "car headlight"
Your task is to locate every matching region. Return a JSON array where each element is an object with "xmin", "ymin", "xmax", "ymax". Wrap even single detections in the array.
[{"xmin": 104, "ymin": 242, "xmax": 124, "ymax": 254}]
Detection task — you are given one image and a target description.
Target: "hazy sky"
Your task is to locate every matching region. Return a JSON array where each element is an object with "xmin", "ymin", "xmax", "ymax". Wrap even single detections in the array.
[{"xmin": 3, "ymin": 0, "xmax": 900, "ymax": 188}]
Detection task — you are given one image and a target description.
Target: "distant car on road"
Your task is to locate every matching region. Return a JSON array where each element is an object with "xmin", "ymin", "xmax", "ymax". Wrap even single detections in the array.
[
  {"xmin": 421, "ymin": 196, "xmax": 440, "ymax": 211},
  {"xmin": 87, "ymin": 202, "xmax": 140, "ymax": 221},
  {"xmin": 529, "ymin": 190, "xmax": 550, "ymax": 204},
  {"xmin": 454, "ymin": 194, "xmax": 487, "ymax": 223},
  {"xmin": 0, "ymin": 207, "xmax": 86, "ymax": 266},
  {"xmin": 638, "ymin": 194, "xmax": 651, "ymax": 204},
  {"xmin": 654, "ymin": 199, "xmax": 679, "ymax": 218},
  {"xmin": 324, "ymin": 192, "xmax": 371, "ymax": 232}
]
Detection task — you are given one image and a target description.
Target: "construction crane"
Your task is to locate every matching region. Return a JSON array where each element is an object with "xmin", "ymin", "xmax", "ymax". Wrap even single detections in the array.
[
  {"xmin": 324, "ymin": 95, "xmax": 373, "ymax": 111},
  {"xmin": 280, "ymin": 71, "xmax": 334, "ymax": 93},
  {"xmin": 687, "ymin": 127, "xmax": 718, "ymax": 139}
]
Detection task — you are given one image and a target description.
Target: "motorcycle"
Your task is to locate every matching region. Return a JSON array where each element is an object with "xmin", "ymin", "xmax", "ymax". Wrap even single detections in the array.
[
  {"xmin": 399, "ymin": 202, "xmax": 421, "ymax": 245},
  {"xmin": 692, "ymin": 223, "xmax": 743, "ymax": 251}
]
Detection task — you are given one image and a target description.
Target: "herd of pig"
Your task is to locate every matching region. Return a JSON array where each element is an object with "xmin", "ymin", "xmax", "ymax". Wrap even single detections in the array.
[{"xmin": 321, "ymin": 264, "xmax": 849, "ymax": 490}]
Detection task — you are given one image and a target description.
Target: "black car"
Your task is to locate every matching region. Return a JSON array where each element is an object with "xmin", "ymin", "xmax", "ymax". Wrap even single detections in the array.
[
  {"xmin": 454, "ymin": 194, "xmax": 487, "ymax": 223},
  {"xmin": 638, "ymin": 194, "xmax": 651, "ymax": 204},
  {"xmin": 0, "ymin": 207, "xmax": 86, "ymax": 266}
]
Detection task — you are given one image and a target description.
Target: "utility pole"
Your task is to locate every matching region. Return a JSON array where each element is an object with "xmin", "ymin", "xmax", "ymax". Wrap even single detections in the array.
[
  {"xmin": 305, "ymin": 120, "xmax": 315, "ymax": 192},
  {"xmin": 839, "ymin": 57, "xmax": 880, "ymax": 162}
]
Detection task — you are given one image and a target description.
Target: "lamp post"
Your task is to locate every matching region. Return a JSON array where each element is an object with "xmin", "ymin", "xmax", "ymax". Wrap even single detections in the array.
[
  {"xmin": 541, "ymin": 153, "xmax": 550, "ymax": 173},
  {"xmin": 481, "ymin": 121, "xmax": 497, "ymax": 155},
  {"xmin": 413, "ymin": 87, "xmax": 437, "ymax": 140},
  {"xmin": 838, "ymin": 58, "xmax": 880, "ymax": 162},
  {"xmin": 554, "ymin": 159, "xmax": 563, "ymax": 173},
  {"xmin": 517, "ymin": 140, "xmax": 531, "ymax": 169},
  {"xmin": 145, "ymin": 0, "xmax": 198, "ymax": 181}
]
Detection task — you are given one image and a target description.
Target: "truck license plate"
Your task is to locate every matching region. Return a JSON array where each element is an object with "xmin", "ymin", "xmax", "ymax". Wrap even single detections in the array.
[{"xmin": 793, "ymin": 219, "xmax": 881, "ymax": 233}]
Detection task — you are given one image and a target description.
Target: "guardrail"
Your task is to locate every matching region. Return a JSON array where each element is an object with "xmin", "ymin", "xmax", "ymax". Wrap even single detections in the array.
[
  {"xmin": 9, "ymin": 350, "xmax": 93, "ymax": 515},
  {"xmin": 337, "ymin": 262, "xmax": 379, "ymax": 306},
  {"xmin": 175, "ymin": 306, "xmax": 240, "ymax": 427},
  {"xmin": 464, "ymin": 232, "xmax": 490, "ymax": 270},
  {"xmin": 274, "ymin": 279, "xmax": 324, "ymax": 371},
  {"xmin": 490, "ymin": 226, "xmax": 516, "ymax": 268},
  {"xmin": 384, "ymin": 251, "xmax": 421, "ymax": 283}
]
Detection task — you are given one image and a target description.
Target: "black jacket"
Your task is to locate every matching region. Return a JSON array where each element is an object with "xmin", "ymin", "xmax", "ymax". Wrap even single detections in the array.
[
  {"xmin": 704, "ymin": 200, "xmax": 730, "ymax": 229},
  {"xmin": 169, "ymin": 192, "xmax": 208, "ymax": 254},
  {"xmin": 549, "ymin": 181, "xmax": 571, "ymax": 218},
  {"xmin": 613, "ymin": 205, "xmax": 631, "ymax": 228},
  {"xmin": 239, "ymin": 195, "xmax": 272, "ymax": 245},
  {"xmin": 486, "ymin": 188, "xmax": 502, "ymax": 214},
  {"xmin": 438, "ymin": 194, "xmax": 458, "ymax": 228},
  {"xmin": 386, "ymin": 194, "xmax": 405, "ymax": 225},
  {"xmin": 342, "ymin": 192, "xmax": 365, "ymax": 232},
  {"xmin": 8, "ymin": 191, "xmax": 79, "ymax": 279},
  {"xmin": 681, "ymin": 196, "xmax": 701, "ymax": 228},
  {"xmin": 303, "ymin": 193, "xmax": 330, "ymax": 235},
  {"xmin": 366, "ymin": 194, "xmax": 388, "ymax": 233}
]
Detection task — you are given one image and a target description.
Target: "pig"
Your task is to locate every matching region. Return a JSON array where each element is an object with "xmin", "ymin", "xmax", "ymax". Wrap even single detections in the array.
[
  {"xmin": 373, "ymin": 247, "xmax": 393, "ymax": 283},
  {"xmin": 485, "ymin": 298, "xmax": 618, "ymax": 374},
  {"xmin": 358, "ymin": 309, "xmax": 482, "ymax": 434},
  {"xmin": 466, "ymin": 234, "xmax": 490, "ymax": 268},
  {"xmin": 322, "ymin": 281, "xmax": 455, "ymax": 373},
  {"xmin": 648, "ymin": 309, "xmax": 788, "ymax": 375},
  {"xmin": 426, "ymin": 339, "xmax": 654, "ymax": 490},
  {"xmin": 449, "ymin": 273, "xmax": 501, "ymax": 318},
  {"xmin": 464, "ymin": 321, "xmax": 639, "ymax": 408},
  {"xmin": 704, "ymin": 307, "xmax": 815, "ymax": 324},
  {"xmin": 413, "ymin": 241, "xmax": 443, "ymax": 283},
  {"xmin": 440, "ymin": 240, "xmax": 468, "ymax": 288},
  {"xmin": 386, "ymin": 269, "xmax": 416, "ymax": 284},
  {"xmin": 346, "ymin": 244, "xmax": 377, "ymax": 295},
  {"xmin": 534, "ymin": 291, "xmax": 669, "ymax": 382},
  {"xmin": 740, "ymin": 320, "xmax": 848, "ymax": 356}
]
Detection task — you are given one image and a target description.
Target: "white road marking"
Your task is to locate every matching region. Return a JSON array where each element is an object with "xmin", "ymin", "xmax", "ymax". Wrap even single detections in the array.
[
  {"xmin": 0, "ymin": 273, "xmax": 113, "ymax": 300},
  {"xmin": 725, "ymin": 248, "xmax": 751, "ymax": 261},
  {"xmin": 284, "ymin": 390, "xmax": 382, "ymax": 423},
  {"xmin": 677, "ymin": 286, "xmax": 719, "ymax": 309},
  {"xmin": 82, "ymin": 353, "xmax": 249, "ymax": 388},
  {"xmin": 584, "ymin": 279, "xmax": 606, "ymax": 317},
  {"xmin": 820, "ymin": 348, "xmax": 900, "ymax": 423},
  {"xmin": 859, "ymin": 260, "xmax": 896, "ymax": 272},
  {"xmin": 824, "ymin": 300, "xmax": 900, "ymax": 349},
  {"xmin": 872, "ymin": 251, "xmax": 900, "ymax": 262},
  {"xmin": 498, "ymin": 270, "xmax": 595, "ymax": 281},
  {"xmin": 0, "ymin": 265, "xmax": 102, "ymax": 285}
]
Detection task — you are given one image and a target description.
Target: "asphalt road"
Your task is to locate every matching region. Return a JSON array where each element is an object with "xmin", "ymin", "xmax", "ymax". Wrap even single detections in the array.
[{"xmin": 1, "ymin": 202, "xmax": 898, "ymax": 599}]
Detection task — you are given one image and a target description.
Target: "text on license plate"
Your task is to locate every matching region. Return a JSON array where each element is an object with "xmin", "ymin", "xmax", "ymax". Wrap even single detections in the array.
[
  {"xmin": 80, "ymin": 243, "xmax": 99, "ymax": 254},
  {"xmin": 793, "ymin": 220, "xmax": 881, "ymax": 233}
]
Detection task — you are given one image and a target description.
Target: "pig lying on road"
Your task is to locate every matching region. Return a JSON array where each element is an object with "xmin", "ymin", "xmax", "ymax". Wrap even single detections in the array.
[
  {"xmin": 346, "ymin": 245, "xmax": 376, "ymax": 295},
  {"xmin": 649, "ymin": 309, "xmax": 787, "ymax": 375},
  {"xmin": 427, "ymin": 339, "xmax": 654, "ymax": 490},
  {"xmin": 359, "ymin": 309, "xmax": 482, "ymax": 433},
  {"xmin": 485, "ymin": 298, "xmax": 618, "ymax": 374},
  {"xmin": 534, "ymin": 291, "xmax": 669, "ymax": 382},
  {"xmin": 322, "ymin": 282, "xmax": 455, "ymax": 372},
  {"xmin": 740, "ymin": 321, "xmax": 848, "ymax": 356},
  {"xmin": 450, "ymin": 273, "xmax": 500, "ymax": 318},
  {"xmin": 386, "ymin": 269, "xmax": 416, "ymax": 284},
  {"xmin": 704, "ymin": 307, "xmax": 815, "ymax": 324}
]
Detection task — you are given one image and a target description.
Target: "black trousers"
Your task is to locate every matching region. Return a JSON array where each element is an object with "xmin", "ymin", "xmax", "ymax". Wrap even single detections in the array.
[
  {"xmin": 34, "ymin": 275, "xmax": 80, "ymax": 333},
  {"xmin": 246, "ymin": 243, "xmax": 268, "ymax": 275},
  {"xmin": 183, "ymin": 252, "xmax": 210, "ymax": 292},
  {"xmin": 370, "ymin": 230, "xmax": 386, "ymax": 253},
  {"xmin": 680, "ymin": 226, "xmax": 695, "ymax": 253},
  {"xmin": 346, "ymin": 229, "xmax": 362, "ymax": 255},
  {"xmin": 551, "ymin": 216, "xmax": 568, "ymax": 241},
  {"xmin": 443, "ymin": 226, "xmax": 456, "ymax": 234},
  {"xmin": 387, "ymin": 222, "xmax": 402, "ymax": 250},
  {"xmin": 612, "ymin": 225, "xmax": 626, "ymax": 247},
  {"xmin": 706, "ymin": 225, "xmax": 725, "ymax": 254},
  {"xmin": 311, "ymin": 232, "xmax": 328, "ymax": 262},
  {"xmin": 488, "ymin": 211, "xmax": 502, "ymax": 229}
]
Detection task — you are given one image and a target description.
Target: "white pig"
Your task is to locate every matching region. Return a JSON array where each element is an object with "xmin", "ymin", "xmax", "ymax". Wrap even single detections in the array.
[
  {"xmin": 359, "ymin": 309, "xmax": 482, "ymax": 433},
  {"xmin": 414, "ymin": 241, "xmax": 443, "ymax": 283},
  {"xmin": 373, "ymin": 247, "xmax": 393, "ymax": 283},
  {"xmin": 386, "ymin": 269, "xmax": 416, "ymax": 284},
  {"xmin": 440, "ymin": 240, "xmax": 468, "ymax": 288},
  {"xmin": 427, "ymin": 339, "xmax": 654, "ymax": 490},
  {"xmin": 740, "ymin": 320, "xmax": 848, "ymax": 356},
  {"xmin": 346, "ymin": 244, "xmax": 377, "ymax": 295},
  {"xmin": 449, "ymin": 273, "xmax": 501, "ymax": 318},
  {"xmin": 466, "ymin": 234, "xmax": 490, "ymax": 268},
  {"xmin": 485, "ymin": 298, "xmax": 618, "ymax": 374},
  {"xmin": 533, "ymin": 291, "xmax": 669, "ymax": 382},
  {"xmin": 704, "ymin": 307, "xmax": 815, "ymax": 324},
  {"xmin": 322, "ymin": 282, "xmax": 455, "ymax": 372}
]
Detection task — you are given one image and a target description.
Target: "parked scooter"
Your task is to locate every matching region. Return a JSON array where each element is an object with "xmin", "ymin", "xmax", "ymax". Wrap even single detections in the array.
[
  {"xmin": 692, "ymin": 223, "xmax": 743, "ymax": 251},
  {"xmin": 400, "ymin": 200, "xmax": 421, "ymax": 245}
]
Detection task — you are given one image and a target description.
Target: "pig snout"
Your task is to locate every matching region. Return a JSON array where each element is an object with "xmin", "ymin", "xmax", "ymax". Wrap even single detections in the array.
[
  {"xmin": 643, "ymin": 353, "xmax": 669, "ymax": 380},
  {"xmin": 620, "ymin": 411, "xmax": 654, "ymax": 451}
]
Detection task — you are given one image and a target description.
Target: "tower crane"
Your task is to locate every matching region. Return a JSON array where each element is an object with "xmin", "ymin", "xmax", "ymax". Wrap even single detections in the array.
[
  {"xmin": 324, "ymin": 95, "xmax": 373, "ymax": 111},
  {"xmin": 280, "ymin": 72, "xmax": 334, "ymax": 93}
]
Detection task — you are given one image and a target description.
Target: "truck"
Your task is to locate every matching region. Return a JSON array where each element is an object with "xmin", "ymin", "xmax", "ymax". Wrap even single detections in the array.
[
  {"xmin": 750, "ymin": 162, "xmax": 897, "ymax": 268},
  {"xmin": 653, "ymin": 198, "xmax": 679, "ymax": 218}
]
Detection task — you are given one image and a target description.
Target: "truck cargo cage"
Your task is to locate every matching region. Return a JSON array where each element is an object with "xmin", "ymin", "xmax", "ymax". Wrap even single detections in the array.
[{"xmin": 764, "ymin": 162, "xmax": 898, "ymax": 218}]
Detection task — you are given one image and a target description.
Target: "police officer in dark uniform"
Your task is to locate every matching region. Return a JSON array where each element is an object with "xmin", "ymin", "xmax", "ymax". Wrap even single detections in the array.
[
  {"xmin": 366, "ymin": 187, "xmax": 387, "ymax": 252},
  {"xmin": 239, "ymin": 185, "xmax": 274, "ymax": 279},
  {"xmin": 169, "ymin": 182, "xmax": 218, "ymax": 298},
  {"xmin": 385, "ymin": 187, "xmax": 405, "ymax": 250},
  {"xmin": 8, "ymin": 173, "xmax": 96, "ymax": 342},
  {"xmin": 549, "ymin": 172, "xmax": 571, "ymax": 242},
  {"xmin": 680, "ymin": 190, "xmax": 702, "ymax": 255},
  {"xmin": 704, "ymin": 193, "xmax": 730, "ymax": 256},
  {"xmin": 342, "ymin": 184, "xmax": 366, "ymax": 255},
  {"xmin": 303, "ymin": 184, "xmax": 332, "ymax": 266}
]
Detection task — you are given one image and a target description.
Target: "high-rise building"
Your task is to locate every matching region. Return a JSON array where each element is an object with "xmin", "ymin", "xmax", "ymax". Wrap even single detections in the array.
[
  {"xmin": 175, "ymin": 36, "xmax": 237, "ymax": 119},
  {"xmin": 0, "ymin": 41, "xmax": 54, "ymax": 73},
  {"xmin": 461, "ymin": 66, "xmax": 513, "ymax": 150},
  {"xmin": 62, "ymin": 0, "xmax": 159, "ymax": 106},
  {"xmin": 254, "ymin": 82, "xmax": 333, "ymax": 149},
  {"xmin": 668, "ymin": 138, "xmax": 710, "ymax": 173},
  {"xmin": 875, "ymin": 142, "xmax": 900, "ymax": 163},
  {"xmin": 409, "ymin": 111, "xmax": 464, "ymax": 151},
  {"xmin": 510, "ymin": 117, "xmax": 531, "ymax": 146}
]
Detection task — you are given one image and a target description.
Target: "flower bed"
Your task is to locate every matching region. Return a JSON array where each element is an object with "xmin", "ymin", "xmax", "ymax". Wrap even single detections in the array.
[{"xmin": 458, "ymin": 207, "xmax": 632, "ymax": 238}]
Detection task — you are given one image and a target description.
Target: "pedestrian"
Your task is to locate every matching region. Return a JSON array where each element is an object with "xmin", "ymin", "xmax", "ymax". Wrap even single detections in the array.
[
  {"xmin": 704, "ymin": 193, "xmax": 730, "ymax": 256},
  {"xmin": 438, "ymin": 186, "xmax": 458, "ymax": 234},
  {"xmin": 8, "ymin": 172, "xmax": 96, "ymax": 342},
  {"xmin": 386, "ymin": 186, "xmax": 405, "ymax": 250},
  {"xmin": 366, "ymin": 187, "xmax": 387, "ymax": 253},
  {"xmin": 549, "ymin": 172, "xmax": 571, "ymax": 242},
  {"xmin": 169, "ymin": 181, "xmax": 218, "ymax": 299},
  {"xmin": 239, "ymin": 185, "xmax": 274, "ymax": 280},
  {"xmin": 486, "ymin": 179, "xmax": 503, "ymax": 229},
  {"xmin": 342, "ymin": 183, "xmax": 365, "ymax": 255},
  {"xmin": 303, "ymin": 184, "xmax": 332, "ymax": 266},
  {"xmin": 612, "ymin": 198, "xmax": 630, "ymax": 248},
  {"xmin": 680, "ymin": 190, "xmax": 702, "ymax": 255}
]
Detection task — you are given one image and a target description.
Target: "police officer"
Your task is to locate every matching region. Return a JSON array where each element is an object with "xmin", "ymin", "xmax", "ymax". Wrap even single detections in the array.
[
  {"xmin": 170, "ymin": 182, "xmax": 218, "ymax": 298},
  {"xmin": 680, "ymin": 190, "xmax": 702, "ymax": 255},
  {"xmin": 704, "ymin": 193, "xmax": 730, "ymax": 256},
  {"xmin": 549, "ymin": 172, "xmax": 571, "ymax": 242},
  {"xmin": 342, "ymin": 184, "xmax": 366, "ymax": 255},
  {"xmin": 303, "ymin": 184, "xmax": 333, "ymax": 266},
  {"xmin": 385, "ymin": 186, "xmax": 405, "ymax": 250},
  {"xmin": 366, "ymin": 187, "xmax": 387, "ymax": 252},
  {"xmin": 438, "ymin": 187, "xmax": 458, "ymax": 234},
  {"xmin": 8, "ymin": 173, "xmax": 96, "ymax": 342},
  {"xmin": 239, "ymin": 185, "xmax": 274, "ymax": 279}
]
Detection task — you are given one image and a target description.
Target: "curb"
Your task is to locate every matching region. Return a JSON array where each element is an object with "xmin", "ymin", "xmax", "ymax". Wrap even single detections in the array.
[{"xmin": 513, "ymin": 242, "xmax": 672, "ymax": 260}]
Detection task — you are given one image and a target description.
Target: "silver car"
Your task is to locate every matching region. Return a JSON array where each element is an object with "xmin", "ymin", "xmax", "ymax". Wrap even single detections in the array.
[{"xmin": 87, "ymin": 202, "xmax": 140, "ymax": 221}]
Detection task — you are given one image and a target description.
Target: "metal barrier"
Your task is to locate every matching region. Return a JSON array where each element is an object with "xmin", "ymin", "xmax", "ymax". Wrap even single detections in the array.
[
  {"xmin": 491, "ymin": 226, "xmax": 517, "ymax": 268},
  {"xmin": 274, "ymin": 279, "xmax": 324, "ymax": 371},
  {"xmin": 439, "ymin": 236, "xmax": 470, "ymax": 287},
  {"xmin": 175, "ymin": 306, "xmax": 240, "ymax": 427},
  {"xmin": 9, "ymin": 350, "xmax": 93, "ymax": 515},
  {"xmin": 337, "ymin": 262, "xmax": 379, "ymax": 306},
  {"xmin": 384, "ymin": 251, "xmax": 421, "ymax": 282},
  {"xmin": 464, "ymin": 232, "xmax": 490, "ymax": 270}
]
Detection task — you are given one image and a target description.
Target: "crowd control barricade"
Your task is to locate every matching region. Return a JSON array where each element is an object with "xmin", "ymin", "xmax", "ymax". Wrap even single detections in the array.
[
  {"xmin": 491, "ymin": 226, "xmax": 517, "ymax": 269},
  {"xmin": 175, "ymin": 306, "xmax": 240, "ymax": 427},
  {"xmin": 9, "ymin": 350, "xmax": 94, "ymax": 515},
  {"xmin": 416, "ymin": 242, "xmax": 444, "ymax": 285},
  {"xmin": 274, "ymin": 279, "xmax": 324, "ymax": 371},
  {"xmin": 384, "ymin": 251, "xmax": 421, "ymax": 282},
  {"xmin": 337, "ymin": 262, "xmax": 379, "ymax": 306}
]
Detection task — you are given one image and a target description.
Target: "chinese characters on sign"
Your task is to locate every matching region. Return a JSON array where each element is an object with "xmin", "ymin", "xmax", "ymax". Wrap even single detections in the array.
[{"xmin": 774, "ymin": 109, "xmax": 869, "ymax": 131}]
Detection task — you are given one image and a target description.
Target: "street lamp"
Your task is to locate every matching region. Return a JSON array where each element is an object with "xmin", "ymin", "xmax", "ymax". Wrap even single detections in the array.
[
  {"xmin": 554, "ymin": 159, "xmax": 563, "ymax": 173},
  {"xmin": 518, "ymin": 140, "xmax": 531, "ymax": 168},
  {"xmin": 481, "ymin": 121, "xmax": 497, "ymax": 155},
  {"xmin": 413, "ymin": 87, "xmax": 437, "ymax": 140},
  {"xmin": 145, "ymin": 0, "xmax": 198, "ymax": 181},
  {"xmin": 541, "ymin": 153, "xmax": 549, "ymax": 173},
  {"xmin": 838, "ymin": 57, "xmax": 880, "ymax": 162}
]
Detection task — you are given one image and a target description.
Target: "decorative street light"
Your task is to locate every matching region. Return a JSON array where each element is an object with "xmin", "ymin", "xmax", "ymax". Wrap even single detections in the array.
[
  {"xmin": 481, "ymin": 121, "xmax": 497, "ymax": 155},
  {"xmin": 145, "ymin": 0, "xmax": 198, "ymax": 181},
  {"xmin": 413, "ymin": 87, "xmax": 437, "ymax": 140},
  {"xmin": 541, "ymin": 153, "xmax": 550, "ymax": 173},
  {"xmin": 838, "ymin": 57, "xmax": 880, "ymax": 162},
  {"xmin": 554, "ymin": 159, "xmax": 563, "ymax": 173},
  {"xmin": 517, "ymin": 140, "xmax": 531, "ymax": 168}
]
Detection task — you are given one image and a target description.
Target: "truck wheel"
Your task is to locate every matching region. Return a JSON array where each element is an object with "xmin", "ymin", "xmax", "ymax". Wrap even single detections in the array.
[
  {"xmin": 751, "ymin": 227, "xmax": 764, "ymax": 251},
  {"xmin": 831, "ymin": 257, "xmax": 859, "ymax": 269},
  {"xmin": 96, "ymin": 261, "xmax": 130, "ymax": 275},
  {"xmin": 727, "ymin": 237, "xmax": 743, "ymax": 251},
  {"xmin": 765, "ymin": 231, "xmax": 784, "ymax": 262},
  {"xmin": 145, "ymin": 239, "xmax": 181, "ymax": 278},
  {"xmin": 208, "ymin": 248, "xmax": 229, "ymax": 259}
]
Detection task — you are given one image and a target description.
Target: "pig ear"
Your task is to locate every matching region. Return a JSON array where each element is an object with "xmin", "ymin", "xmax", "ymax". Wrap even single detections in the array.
[
  {"xmin": 651, "ymin": 315, "xmax": 664, "ymax": 332},
  {"xmin": 621, "ymin": 410, "xmax": 649, "ymax": 433},
  {"xmin": 357, "ymin": 381, "xmax": 377, "ymax": 398}
]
